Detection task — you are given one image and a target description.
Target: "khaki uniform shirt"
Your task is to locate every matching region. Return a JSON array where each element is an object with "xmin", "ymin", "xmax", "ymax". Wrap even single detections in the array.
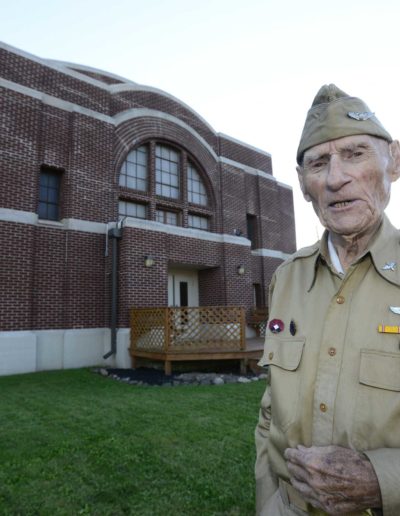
[{"xmin": 255, "ymin": 216, "xmax": 400, "ymax": 516}]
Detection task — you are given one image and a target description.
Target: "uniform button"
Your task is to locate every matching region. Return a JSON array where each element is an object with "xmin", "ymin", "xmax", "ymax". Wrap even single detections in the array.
[
  {"xmin": 268, "ymin": 352, "xmax": 274, "ymax": 360},
  {"xmin": 328, "ymin": 347, "xmax": 337, "ymax": 356},
  {"xmin": 320, "ymin": 403, "xmax": 327, "ymax": 412},
  {"xmin": 336, "ymin": 295, "xmax": 345, "ymax": 304}
]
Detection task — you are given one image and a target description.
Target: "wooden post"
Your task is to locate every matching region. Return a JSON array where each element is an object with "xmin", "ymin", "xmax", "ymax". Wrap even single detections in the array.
[
  {"xmin": 130, "ymin": 309, "xmax": 136, "ymax": 352},
  {"xmin": 129, "ymin": 309, "xmax": 136, "ymax": 369}
]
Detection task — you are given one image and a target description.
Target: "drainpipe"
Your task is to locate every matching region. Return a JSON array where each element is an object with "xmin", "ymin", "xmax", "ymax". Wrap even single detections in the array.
[{"xmin": 103, "ymin": 226, "xmax": 122, "ymax": 359}]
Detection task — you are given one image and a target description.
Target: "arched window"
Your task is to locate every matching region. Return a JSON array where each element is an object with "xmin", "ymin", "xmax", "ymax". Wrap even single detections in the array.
[
  {"xmin": 187, "ymin": 162, "xmax": 208, "ymax": 206},
  {"xmin": 155, "ymin": 144, "xmax": 180, "ymax": 199},
  {"xmin": 118, "ymin": 141, "xmax": 212, "ymax": 230},
  {"xmin": 119, "ymin": 145, "xmax": 148, "ymax": 191}
]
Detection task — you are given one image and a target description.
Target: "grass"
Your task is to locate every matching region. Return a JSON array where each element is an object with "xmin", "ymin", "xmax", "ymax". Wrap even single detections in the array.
[{"xmin": 0, "ymin": 369, "xmax": 265, "ymax": 516}]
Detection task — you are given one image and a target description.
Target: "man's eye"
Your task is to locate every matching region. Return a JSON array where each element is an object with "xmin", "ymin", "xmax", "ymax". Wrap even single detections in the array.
[
  {"xmin": 346, "ymin": 150, "xmax": 364, "ymax": 160},
  {"xmin": 304, "ymin": 160, "xmax": 327, "ymax": 172}
]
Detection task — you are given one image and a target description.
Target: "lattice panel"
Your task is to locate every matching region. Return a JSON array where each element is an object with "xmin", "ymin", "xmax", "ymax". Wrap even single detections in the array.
[
  {"xmin": 131, "ymin": 306, "xmax": 245, "ymax": 354},
  {"xmin": 131, "ymin": 308, "xmax": 166, "ymax": 351},
  {"xmin": 168, "ymin": 306, "xmax": 244, "ymax": 352},
  {"xmin": 259, "ymin": 321, "xmax": 267, "ymax": 338}
]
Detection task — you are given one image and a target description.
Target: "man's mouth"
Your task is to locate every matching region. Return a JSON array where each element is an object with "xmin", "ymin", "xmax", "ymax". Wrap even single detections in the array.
[{"xmin": 329, "ymin": 200, "xmax": 356, "ymax": 208}]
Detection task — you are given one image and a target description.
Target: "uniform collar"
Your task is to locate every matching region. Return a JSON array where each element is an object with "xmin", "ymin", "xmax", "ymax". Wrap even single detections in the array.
[
  {"xmin": 368, "ymin": 215, "xmax": 400, "ymax": 286},
  {"xmin": 308, "ymin": 215, "xmax": 400, "ymax": 291}
]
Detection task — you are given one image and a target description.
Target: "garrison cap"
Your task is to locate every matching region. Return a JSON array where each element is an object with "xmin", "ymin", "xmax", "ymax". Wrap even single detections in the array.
[{"xmin": 297, "ymin": 84, "xmax": 392, "ymax": 165}]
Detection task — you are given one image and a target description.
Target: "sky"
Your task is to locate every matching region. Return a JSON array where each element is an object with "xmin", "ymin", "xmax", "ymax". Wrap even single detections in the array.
[{"xmin": 2, "ymin": 0, "xmax": 400, "ymax": 248}]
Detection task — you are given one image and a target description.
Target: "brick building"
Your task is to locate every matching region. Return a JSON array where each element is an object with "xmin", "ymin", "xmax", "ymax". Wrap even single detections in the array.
[{"xmin": 0, "ymin": 42, "xmax": 296, "ymax": 376}]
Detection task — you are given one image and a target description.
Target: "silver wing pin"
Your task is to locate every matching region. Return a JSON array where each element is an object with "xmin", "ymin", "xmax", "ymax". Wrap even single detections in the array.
[
  {"xmin": 347, "ymin": 111, "xmax": 375, "ymax": 121},
  {"xmin": 382, "ymin": 262, "xmax": 397, "ymax": 271}
]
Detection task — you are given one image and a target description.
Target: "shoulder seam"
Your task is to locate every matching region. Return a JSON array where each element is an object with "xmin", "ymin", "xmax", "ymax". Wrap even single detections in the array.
[{"xmin": 278, "ymin": 243, "xmax": 320, "ymax": 269}]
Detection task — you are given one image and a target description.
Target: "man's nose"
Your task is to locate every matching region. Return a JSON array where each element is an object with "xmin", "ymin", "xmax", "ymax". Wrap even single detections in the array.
[{"xmin": 326, "ymin": 156, "xmax": 350, "ymax": 190}]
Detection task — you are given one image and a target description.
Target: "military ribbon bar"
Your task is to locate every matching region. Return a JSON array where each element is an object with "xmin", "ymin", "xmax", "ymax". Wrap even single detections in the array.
[{"xmin": 378, "ymin": 324, "xmax": 400, "ymax": 334}]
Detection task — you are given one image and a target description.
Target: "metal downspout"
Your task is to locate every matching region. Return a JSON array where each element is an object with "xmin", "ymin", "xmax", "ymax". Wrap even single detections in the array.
[{"xmin": 103, "ymin": 226, "xmax": 122, "ymax": 359}]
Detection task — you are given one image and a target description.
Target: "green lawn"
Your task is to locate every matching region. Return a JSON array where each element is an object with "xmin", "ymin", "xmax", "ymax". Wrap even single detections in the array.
[{"xmin": 0, "ymin": 369, "xmax": 265, "ymax": 516}]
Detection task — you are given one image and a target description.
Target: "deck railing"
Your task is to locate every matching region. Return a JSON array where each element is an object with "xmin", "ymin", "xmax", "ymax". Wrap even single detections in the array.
[{"xmin": 130, "ymin": 306, "xmax": 245, "ymax": 353}]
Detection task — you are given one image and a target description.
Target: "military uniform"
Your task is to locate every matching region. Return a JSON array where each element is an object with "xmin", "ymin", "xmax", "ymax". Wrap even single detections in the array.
[{"xmin": 255, "ymin": 216, "xmax": 400, "ymax": 516}]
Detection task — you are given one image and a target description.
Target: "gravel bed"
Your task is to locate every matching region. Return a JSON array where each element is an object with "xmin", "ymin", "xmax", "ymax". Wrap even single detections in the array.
[{"xmin": 93, "ymin": 367, "xmax": 267, "ymax": 387}]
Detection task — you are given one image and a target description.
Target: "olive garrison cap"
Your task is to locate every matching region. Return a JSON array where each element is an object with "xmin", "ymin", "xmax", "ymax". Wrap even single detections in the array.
[{"xmin": 297, "ymin": 84, "xmax": 392, "ymax": 164}]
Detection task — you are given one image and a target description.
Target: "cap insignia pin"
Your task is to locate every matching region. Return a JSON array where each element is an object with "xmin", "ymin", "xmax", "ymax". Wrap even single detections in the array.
[
  {"xmin": 269, "ymin": 319, "xmax": 284, "ymax": 334},
  {"xmin": 347, "ymin": 111, "xmax": 375, "ymax": 121},
  {"xmin": 382, "ymin": 262, "xmax": 397, "ymax": 271}
]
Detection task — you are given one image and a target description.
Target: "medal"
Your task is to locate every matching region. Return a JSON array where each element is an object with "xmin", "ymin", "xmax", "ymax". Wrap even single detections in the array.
[{"xmin": 269, "ymin": 319, "xmax": 284, "ymax": 334}]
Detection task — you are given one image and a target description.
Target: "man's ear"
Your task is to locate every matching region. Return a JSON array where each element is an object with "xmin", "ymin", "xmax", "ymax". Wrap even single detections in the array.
[
  {"xmin": 297, "ymin": 165, "xmax": 312, "ymax": 202},
  {"xmin": 389, "ymin": 140, "xmax": 400, "ymax": 183}
]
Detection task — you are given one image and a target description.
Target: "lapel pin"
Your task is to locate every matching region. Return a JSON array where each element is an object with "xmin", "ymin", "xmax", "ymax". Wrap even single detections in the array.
[
  {"xmin": 382, "ymin": 262, "xmax": 397, "ymax": 271},
  {"xmin": 269, "ymin": 319, "xmax": 284, "ymax": 334}
]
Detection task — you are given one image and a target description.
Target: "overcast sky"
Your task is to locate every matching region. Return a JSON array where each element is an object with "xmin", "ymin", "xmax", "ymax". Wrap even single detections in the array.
[{"xmin": 2, "ymin": 0, "xmax": 400, "ymax": 248}]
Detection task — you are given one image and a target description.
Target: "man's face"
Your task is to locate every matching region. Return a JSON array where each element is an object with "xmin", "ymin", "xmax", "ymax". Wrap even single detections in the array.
[{"xmin": 297, "ymin": 135, "xmax": 400, "ymax": 238}]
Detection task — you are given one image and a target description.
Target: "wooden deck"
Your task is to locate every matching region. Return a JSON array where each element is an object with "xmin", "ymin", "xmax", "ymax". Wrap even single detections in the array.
[{"xmin": 129, "ymin": 307, "xmax": 265, "ymax": 375}]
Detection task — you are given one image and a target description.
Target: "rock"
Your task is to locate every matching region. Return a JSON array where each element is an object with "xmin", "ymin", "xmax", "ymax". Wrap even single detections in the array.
[
  {"xmin": 223, "ymin": 375, "xmax": 237, "ymax": 384},
  {"xmin": 238, "ymin": 377, "xmax": 251, "ymax": 384},
  {"xmin": 213, "ymin": 377, "xmax": 224, "ymax": 385},
  {"xmin": 99, "ymin": 368, "xmax": 108, "ymax": 377}
]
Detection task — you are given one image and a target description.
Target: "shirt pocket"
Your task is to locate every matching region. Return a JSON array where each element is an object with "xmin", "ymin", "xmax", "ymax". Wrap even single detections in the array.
[
  {"xmin": 353, "ymin": 349, "xmax": 400, "ymax": 450},
  {"xmin": 259, "ymin": 337, "xmax": 305, "ymax": 431}
]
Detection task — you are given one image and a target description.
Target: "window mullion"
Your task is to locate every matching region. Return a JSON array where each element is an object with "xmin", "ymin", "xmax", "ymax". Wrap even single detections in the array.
[
  {"xmin": 181, "ymin": 151, "xmax": 188, "ymax": 226},
  {"xmin": 149, "ymin": 141, "xmax": 156, "ymax": 220},
  {"xmin": 181, "ymin": 151, "xmax": 188, "ymax": 204}
]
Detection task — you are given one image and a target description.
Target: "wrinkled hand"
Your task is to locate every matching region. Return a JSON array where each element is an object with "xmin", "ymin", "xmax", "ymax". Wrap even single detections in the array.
[{"xmin": 283, "ymin": 445, "xmax": 381, "ymax": 515}]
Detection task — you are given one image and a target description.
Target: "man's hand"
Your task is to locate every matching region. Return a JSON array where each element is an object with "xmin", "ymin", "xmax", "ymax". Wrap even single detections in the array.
[{"xmin": 284, "ymin": 445, "xmax": 381, "ymax": 515}]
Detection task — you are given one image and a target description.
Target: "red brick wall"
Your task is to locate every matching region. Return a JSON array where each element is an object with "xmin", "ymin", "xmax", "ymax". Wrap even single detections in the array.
[
  {"xmin": 111, "ymin": 91, "xmax": 219, "ymax": 152},
  {"xmin": 219, "ymin": 136, "xmax": 272, "ymax": 174},
  {"xmin": 0, "ymin": 221, "xmax": 109, "ymax": 331},
  {"xmin": 1, "ymin": 89, "xmax": 41, "ymax": 212},
  {"xmin": 0, "ymin": 222, "xmax": 35, "ymax": 330},
  {"xmin": 0, "ymin": 44, "xmax": 296, "ymax": 332},
  {"xmin": 70, "ymin": 68, "xmax": 124, "ymax": 85},
  {"xmin": 0, "ymin": 48, "xmax": 110, "ymax": 113}
]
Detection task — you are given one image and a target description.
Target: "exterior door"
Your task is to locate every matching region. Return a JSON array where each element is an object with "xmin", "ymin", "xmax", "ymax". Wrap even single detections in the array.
[{"xmin": 168, "ymin": 269, "xmax": 199, "ymax": 307}]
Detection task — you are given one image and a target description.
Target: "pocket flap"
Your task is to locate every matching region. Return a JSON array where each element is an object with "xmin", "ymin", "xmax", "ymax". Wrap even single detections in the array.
[
  {"xmin": 360, "ymin": 349, "xmax": 400, "ymax": 391},
  {"xmin": 258, "ymin": 338, "xmax": 305, "ymax": 371}
]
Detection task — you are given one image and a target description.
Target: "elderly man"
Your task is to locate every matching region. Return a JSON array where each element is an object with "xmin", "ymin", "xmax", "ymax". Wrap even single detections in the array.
[{"xmin": 255, "ymin": 84, "xmax": 400, "ymax": 516}]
